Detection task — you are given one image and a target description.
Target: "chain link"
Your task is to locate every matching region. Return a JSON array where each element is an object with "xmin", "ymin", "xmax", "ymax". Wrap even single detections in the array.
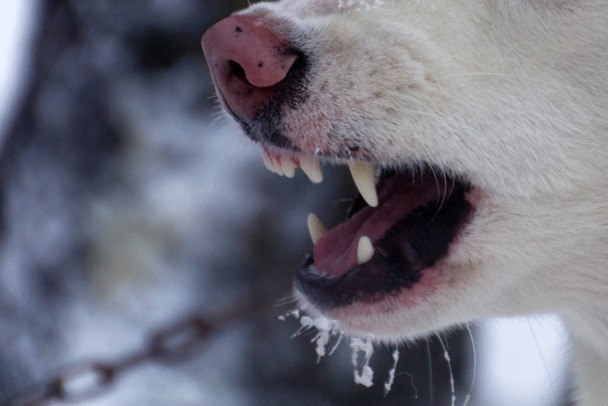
[
  {"xmin": 147, "ymin": 316, "xmax": 213, "ymax": 363},
  {"xmin": 4, "ymin": 303, "xmax": 261, "ymax": 406}
]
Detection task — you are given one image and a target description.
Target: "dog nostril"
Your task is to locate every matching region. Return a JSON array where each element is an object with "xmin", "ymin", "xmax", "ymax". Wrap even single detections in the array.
[
  {"xmin": 202, "ymin": 15, "xmax": 299, "ymax": 122},
  {"xmin": 228, "ymin": 60, "xmax": 248, "ymax": 84},
  {"xmin": 225, "ymin": 60, "xmax": 261, "ymax": 98}
]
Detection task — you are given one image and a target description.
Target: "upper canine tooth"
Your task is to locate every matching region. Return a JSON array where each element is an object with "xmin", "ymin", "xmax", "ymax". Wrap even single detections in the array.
[
  {"xmin": 357, "ymin": 236, "xmax": 374, "ymax": 265},
  {"xmin": 307, "ymin": 213, "xmax": 327, "ymax": 245},
  {"xmin": 281, "ymin": 156, "xmax": 297, "ymax": 178},
  {"xmin": 300, "ymin": 156, "xmax": 323, "ymax": 184},
  {"xmin": 348, "ymin": 161, "xmax": 378, "ymax": 207}
]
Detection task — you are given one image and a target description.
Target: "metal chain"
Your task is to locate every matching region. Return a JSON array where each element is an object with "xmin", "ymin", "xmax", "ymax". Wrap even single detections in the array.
[{"xmin": 4, "ymin": 303, "xmax": 261, "ymax": 406}]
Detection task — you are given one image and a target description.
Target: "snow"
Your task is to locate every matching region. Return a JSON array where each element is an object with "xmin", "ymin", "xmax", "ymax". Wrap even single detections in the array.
[
  {"xmin": 287, "ymin": 312, "xmax": 341, "ymax": 362},
  {"xmin": 280, "ymin": 310, "xmax": 407, "ymax": 393},
  {"xmin": 383, "ymin": 350, "xmax": 399, "ymax": 395},
  {"xmin": 281, "ymin": 310, "xmax": 380, "ymax": 387},
  {"xmin": 350, "ymin": 337, "xmax": 375, "ymax": 387}
]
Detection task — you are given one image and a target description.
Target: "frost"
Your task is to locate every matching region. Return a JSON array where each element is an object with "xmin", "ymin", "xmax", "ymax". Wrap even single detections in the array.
[
  {"xmin": 437, "ymin": 333, "xmax": 456, "ymax": 406},
  {"xmin": 277, "ymin": 309, "xmax": 300, "ymax": 322},
  {"xmin": 384, "ymin": 350, "xmax": 400, "ymax": 395},
  {"xmin": 311, "ymin": 330, "xmax": 331, "ymax": 360},
  {"xmin": 279, "ymin": 310, "xmax": 405, "ymax": 391},
  {"xmin": 350, "ymin": 337, "xmax": 374, "ymax": 388},
  {"xmin": 356, "ymin": 365, "xmax": 374, "ymax": 387},
  {"xmin": 298, "ymin": 315, "xmax": 335, "ymax": 332},
  {"xmin": 300, "ymin": 316, "xmax": 338, "ymax": 361},
  {"xmin": 279, "ymin": 310, "xmax": 341, "ymax": 362},
  {"xmin": 327, "ymin": 332, "xmax": 343, "ymax": 356}
]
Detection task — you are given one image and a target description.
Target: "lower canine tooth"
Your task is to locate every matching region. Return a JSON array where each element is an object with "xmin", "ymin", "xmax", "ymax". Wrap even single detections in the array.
[
  {"xmin": 348, "ymin": 162, "xmax": 378, "ymax": 207},
  {"xmin": 357, "ymin": 236, "xmax": 374, "ymax": 265},
  {"xmin": 281, "ymin": 156, "xmax": 297, "ymax": 178},
  {"xmin": 307, "ymin": 213, "xmax": 327, "ymax": 245},
  {"xmin": 300, "ymin": 156, "xmax": 323, "ymax": 184}
]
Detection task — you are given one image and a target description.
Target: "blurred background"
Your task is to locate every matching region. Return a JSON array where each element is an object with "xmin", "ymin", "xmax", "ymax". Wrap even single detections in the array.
[{"xmin": 0, "ymin": 1, "xmax": 570, "ymax": 405}]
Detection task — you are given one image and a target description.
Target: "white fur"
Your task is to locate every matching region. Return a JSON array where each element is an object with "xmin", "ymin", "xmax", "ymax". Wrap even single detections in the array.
[{"xmin": 234, "ymin": 1, "xmax": 608, "ymax": 403}]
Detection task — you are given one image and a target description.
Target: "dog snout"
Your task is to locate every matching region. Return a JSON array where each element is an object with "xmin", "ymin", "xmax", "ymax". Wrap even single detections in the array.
[{"xmin": 202, "ymin": 15, "xmax": 299, "ymax": 123}]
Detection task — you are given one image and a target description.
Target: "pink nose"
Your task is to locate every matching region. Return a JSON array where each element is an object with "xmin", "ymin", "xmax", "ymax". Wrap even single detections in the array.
[{"xmin": 201, "ymin": 15, "xmax": 298, "ymax": 122}]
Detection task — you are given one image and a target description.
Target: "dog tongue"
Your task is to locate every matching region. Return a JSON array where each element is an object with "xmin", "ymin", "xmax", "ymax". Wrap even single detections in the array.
[{"xmin": 312, "ymin": 175, "xmax": 436, "ymax": 278}]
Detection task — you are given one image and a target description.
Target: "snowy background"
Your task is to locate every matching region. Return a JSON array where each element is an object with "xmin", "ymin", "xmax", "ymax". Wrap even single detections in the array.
[{"xmin": 0, "ymin": 1, "xmax": 569, "ymax": 405}]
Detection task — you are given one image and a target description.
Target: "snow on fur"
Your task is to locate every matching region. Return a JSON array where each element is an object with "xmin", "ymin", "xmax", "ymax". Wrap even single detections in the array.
[{"xmin": 279, "ymin": 310, "xmax": 400, "ymax": 392}]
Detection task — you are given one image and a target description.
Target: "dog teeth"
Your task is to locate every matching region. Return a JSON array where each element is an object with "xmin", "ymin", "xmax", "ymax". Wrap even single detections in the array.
[
  {"xmin": 262, "ymin": 151, "xmax": 275, "ymax": 174},
  {"xmin": 357, "ymin": 236, "xmax": 374, "ymax": 265},
  {"xmin": 262, "ymin": 151, "xmax": 323, "ymax": 183},
  {"xmin": 263, "ymin": 152, "xmax": 285, "ymax": 175},
  {"xmin": 300, "ymin": 156, "xmax": 324, "ymax": 184},
  {"xmin": 263, "ymin": 151, "xmax": 281, "ymax": 175},
  {"xmin": 273, "ymin": 156, "xmax": 285, "ymax": 176},
  {"xmin": 307, "ymin": 213, "xmax": 327, "ymax": 245},
  {"xmin": 348, "ymin": 162, "xmax": 378, "ymax": 207},
  {"xmin": 281, "ymin": 156, "xmax": 297, "ymax": 178}
]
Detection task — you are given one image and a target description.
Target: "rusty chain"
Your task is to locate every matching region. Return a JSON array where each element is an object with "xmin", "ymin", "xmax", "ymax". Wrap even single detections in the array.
[{"xmin": 4, "ymin": 302, "xmax": 264, "ymax": 406}]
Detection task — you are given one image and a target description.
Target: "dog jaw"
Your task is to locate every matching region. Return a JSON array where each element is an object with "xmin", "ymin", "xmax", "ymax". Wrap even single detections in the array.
[{"xmin": 203, "ymin": 1, "xmax": 608, "ymax": 402}]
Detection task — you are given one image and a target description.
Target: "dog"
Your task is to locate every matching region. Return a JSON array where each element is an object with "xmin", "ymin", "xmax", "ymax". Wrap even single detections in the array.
[{"xmin": 202, "ymin": 1, "xmax": 608, "ymax": 403}]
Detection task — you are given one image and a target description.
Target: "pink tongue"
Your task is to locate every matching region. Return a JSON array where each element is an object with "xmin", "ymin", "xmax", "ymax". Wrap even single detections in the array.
[{"xmin": 312, "ymin": 177, "xmax": 437, "ymax": 278}]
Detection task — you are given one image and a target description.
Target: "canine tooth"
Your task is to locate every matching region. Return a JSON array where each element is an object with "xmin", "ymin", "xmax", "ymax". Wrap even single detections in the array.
[
  {"xmin": 281, "ymin": 156, "xmax": 297, "ymax": 178},
  {"xmin": 307, "ymin": 213, "xmax": 327, "ymax": 245},
  {"xmin": 357, "ymin": 236, "xmax": 374, "ymax": 265},
  {"xmin": 300, "ymin": 156, "xmax": 323, "ymax": 183},
  {"xmin": 348, "ymin": 161, "xmax": 378, "ymax": 207}
]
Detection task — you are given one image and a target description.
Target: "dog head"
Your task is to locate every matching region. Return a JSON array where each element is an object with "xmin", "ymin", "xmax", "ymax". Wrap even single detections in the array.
[{"xmin": 202, "ymin": 0, "xmax": 608, "ymax": 342}]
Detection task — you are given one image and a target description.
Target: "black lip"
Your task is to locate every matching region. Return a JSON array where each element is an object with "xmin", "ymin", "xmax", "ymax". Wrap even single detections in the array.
[{"xmin": 296, "ymin": 184, "xmax": 472, "ymax": 310}]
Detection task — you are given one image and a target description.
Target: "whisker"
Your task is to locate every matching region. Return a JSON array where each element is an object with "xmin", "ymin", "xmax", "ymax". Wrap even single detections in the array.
[
  {"xmin": 463, "ymin": 323, "xmax": 477, "ymax": 406},
  {"xmin": 526, "ymin": 317, "xmax": 557, "ymax": 401},
  {"xmin": 435, "ymin": 333, "xmax": 456, "ymax": 406}
]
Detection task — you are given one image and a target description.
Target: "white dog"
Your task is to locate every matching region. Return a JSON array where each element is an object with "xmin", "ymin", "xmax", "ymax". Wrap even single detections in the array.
[{"xmin": 202, "ymin": 1, "xmax": 608, "ymax": 403}]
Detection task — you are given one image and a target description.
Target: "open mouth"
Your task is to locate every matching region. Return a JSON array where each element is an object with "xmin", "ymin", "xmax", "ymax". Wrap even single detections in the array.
[
  {"xmin": 201, "ymin": 14, "xmax": 473, "ymax": 312},
  {"xmin": 261, "ymin": 148, "xmax": 474, "ymax": 311}
]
